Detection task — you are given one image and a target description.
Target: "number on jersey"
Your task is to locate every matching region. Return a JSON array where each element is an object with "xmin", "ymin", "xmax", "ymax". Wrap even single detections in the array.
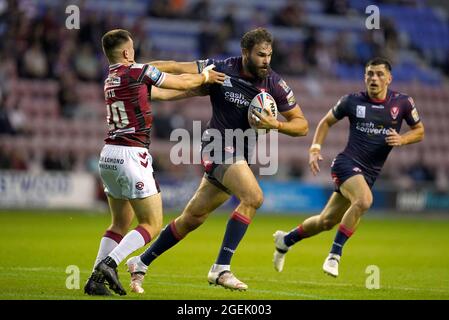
[{"xmin": 107, "ymin": 101, "xmax": 129, "ymax": 129}]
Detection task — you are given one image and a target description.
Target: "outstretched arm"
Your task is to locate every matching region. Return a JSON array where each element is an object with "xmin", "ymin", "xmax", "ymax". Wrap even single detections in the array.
[
  {"xmin": 309, "ymin": 110, "xmax": 340, "ymax": 175},
  {"xmin": 151, "ymin": 86, "xmax": 209, "ymax": 101},
  {"xmin": 160, "ymin": 65, "xmax": 224, "ymax": 90},
  {"xmin": 148, "ymin": 61, "xmax": 199, "ymax": 74}
]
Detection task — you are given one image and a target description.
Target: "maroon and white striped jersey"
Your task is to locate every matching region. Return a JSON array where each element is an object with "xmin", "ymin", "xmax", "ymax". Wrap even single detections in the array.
[{"xmin": 103, "ymin": 63, "xmax": 166, "ymax": 148}]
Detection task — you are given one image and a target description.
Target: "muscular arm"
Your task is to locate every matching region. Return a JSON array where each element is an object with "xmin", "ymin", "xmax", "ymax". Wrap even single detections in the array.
[
  {"xmin": 160, "ymin": 68, "xmax": 224, "ymax": 90},
  {"xmin": 160, "ymin": 73, "xmax": 205, "ymax": 90},
  {"xmin": 151, "ymin": 86, "xmax": 209, "ymax": 101},
  {"xmin": 251, "ymin": 104, "xmax": 308, "ymax": 137},
  {"xmin": 402, "ymin": 122, "xmax": 425, "ymax": 144},
  {"xmin": 277, "ymin": 104, "xmax": 309, "ymax": 137},
  {"xmin": 386, "ymin": 122, "xmax": 424, "ymax": 146},
  {"xmin": 309, "ymin": 110, "xmax": 340, "ymax": 175},
  {"xmin": 148, "ymin": 61, "xmax": 199, "ymax": 74},
  {"xmin": 311, "ymin": 110, "xmax": 339, "ymax": 149}
]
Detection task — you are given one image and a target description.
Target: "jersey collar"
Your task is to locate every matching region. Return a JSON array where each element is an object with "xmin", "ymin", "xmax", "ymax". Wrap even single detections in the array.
[
  {"xmin": 366, "ymin": 89, "xmax": 391, "ymax": 104},
  {"xmin": 109, "ymin": 63, "xmax": 123, "ymax": 70}
]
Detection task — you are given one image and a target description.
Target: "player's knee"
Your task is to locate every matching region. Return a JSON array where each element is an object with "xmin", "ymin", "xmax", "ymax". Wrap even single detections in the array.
[
  {"xmin": 353, "ymin": 197, "xmax": 372, "ymax": 213},
  {"xmin": 241, "ymin": 191, "xmax": 264, "ymax": 209},
  {"xmin": 253, "ymin": 192, "xmax": 264, "ymax": 209},
  {"xmin": 254, "ymin": 192, "xmax": 265, "ymax": 209}
]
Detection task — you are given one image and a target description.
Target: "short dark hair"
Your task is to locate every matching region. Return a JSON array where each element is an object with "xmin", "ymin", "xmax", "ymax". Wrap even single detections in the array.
[
  {"xmin": 101, "ymin": 29, "xmax": 132, "ymax": 62},
  {"xmin": 240, "ymin": 28, "xmax": 273, "ymax": 51},
  {"xmin": 365, "ymin": 57, "xmax": 392, "ymax": 71}
]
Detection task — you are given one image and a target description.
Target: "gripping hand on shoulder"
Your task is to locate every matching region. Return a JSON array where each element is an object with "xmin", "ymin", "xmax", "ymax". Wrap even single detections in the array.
[{"xmin": 201, "ymin": 64, "xmax": 226, "ymax": 85}]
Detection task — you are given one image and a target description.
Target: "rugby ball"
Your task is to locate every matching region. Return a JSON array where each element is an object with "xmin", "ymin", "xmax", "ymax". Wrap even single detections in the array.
[{"xmin": 248, "ymin": 91, "xmax": 278, "ymax": 131}]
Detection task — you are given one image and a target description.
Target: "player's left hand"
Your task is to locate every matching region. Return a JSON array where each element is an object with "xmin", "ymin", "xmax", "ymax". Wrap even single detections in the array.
[
  {"xmin": 385, "ymin": 128, "xmax": 403, "ymax": 146},
  {"xmin": 202, "ymin": 65, "xmax": 226, "ymax": 85},
  {"xmin": 251, "ymin": 109, "xmax": 279, "ymax": 130}
]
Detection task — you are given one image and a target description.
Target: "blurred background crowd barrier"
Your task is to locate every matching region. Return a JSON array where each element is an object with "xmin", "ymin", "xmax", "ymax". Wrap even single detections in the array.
[{"xmin": 1, "ymin": 0, "xmax": 448, "ymax": 213}]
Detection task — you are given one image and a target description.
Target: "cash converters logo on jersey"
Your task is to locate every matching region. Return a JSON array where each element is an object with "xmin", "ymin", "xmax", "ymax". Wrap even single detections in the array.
[
  {"xmin": 169, "ymin": 121, "xmax": 279, "ymax": 176},
  {"xmin": 356, "ymin": 122, "xmax": 389, "ymax": 136},
  {"xmin": 224, "ymin": 92, "xmax": 250, "ymax": 109}
]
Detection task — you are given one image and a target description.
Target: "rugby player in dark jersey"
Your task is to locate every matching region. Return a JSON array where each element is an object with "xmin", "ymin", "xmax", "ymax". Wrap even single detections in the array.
[
  {"xmin": 273, "ymin": 58, "xmax": 424, "ymax": 277},
  {"xmin": 125, "ymin": 28, "xmax": 309, "ymax": 292},
  {"xmin": 84, "ymin": 29, "xmax": 225, "ymax": 296}
]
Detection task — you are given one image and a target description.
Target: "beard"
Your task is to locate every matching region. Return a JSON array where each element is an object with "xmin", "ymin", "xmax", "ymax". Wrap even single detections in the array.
[{"xmin": 246, "ymin": 58, "xmax": 270, "ymax": 79}]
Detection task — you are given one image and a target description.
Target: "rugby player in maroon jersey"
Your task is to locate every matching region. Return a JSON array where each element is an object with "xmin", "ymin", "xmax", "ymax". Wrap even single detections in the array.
[{"xmin": 84, "ymin": 29, "xmax": 225, "ymax": 296}]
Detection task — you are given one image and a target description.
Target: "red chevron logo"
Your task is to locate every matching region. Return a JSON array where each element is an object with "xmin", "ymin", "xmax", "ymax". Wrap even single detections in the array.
[
  {"xmin": 138, "ymin": 152, "xmax": 147, "ymax": 159},
  {"xmin": 140, "ymin": 160, "xmax": 149, "ymax": 168}
]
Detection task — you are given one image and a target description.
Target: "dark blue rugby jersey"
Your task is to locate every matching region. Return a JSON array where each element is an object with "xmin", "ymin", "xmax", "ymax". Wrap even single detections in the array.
[
  {"xmin": 197, "ymin": 57, "xmax": 297, "ymax": 133},
  {"xmin": 332, "ymin": 89, "xmax": 421, "ymax": 176}
]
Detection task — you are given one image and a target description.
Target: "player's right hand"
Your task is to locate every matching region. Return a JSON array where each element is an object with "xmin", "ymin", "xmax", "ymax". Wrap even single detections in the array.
[
  {"xmin": 309, "ymin": 151, "xmax": 323, "ymax": 176},
  {"xmin": 202, "ymin": 64, "xmax": 226, "ymax": 84}
]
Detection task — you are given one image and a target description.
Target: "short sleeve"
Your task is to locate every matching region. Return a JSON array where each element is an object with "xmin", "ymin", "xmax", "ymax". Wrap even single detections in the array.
[
  {"xmin": 271, "ymin": 78, "xmax": 297, "ymax": 112},
  {"xmin": 332, "ymin": 95, "xmax": 350, "ymax": 120},
  {"xmin": 403, "ymin": 96, "xmax": 421, "ymax": 126},
  {"xmin": 141, "ymin": 64, "xmax": 166, "ymax": 87}
]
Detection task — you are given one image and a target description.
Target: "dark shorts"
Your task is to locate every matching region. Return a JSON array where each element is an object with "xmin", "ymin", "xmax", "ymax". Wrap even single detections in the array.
[
  {"xmin": 330, "ymin": 153, "xmax": 378, "ymax": 192},
  {"xmin": 200, "ymin": 139, "xmax": 250, "ymax": 195}
]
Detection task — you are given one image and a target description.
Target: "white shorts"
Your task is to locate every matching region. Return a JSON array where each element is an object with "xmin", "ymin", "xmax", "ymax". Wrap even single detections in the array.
[{"xmin": 98, "ymin": 144, "xmax": 160, "ymax": 199}]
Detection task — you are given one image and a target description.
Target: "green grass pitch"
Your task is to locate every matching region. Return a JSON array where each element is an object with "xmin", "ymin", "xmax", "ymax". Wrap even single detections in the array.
[{"xmin": 0, "ymin": 210, "xmax": 448, "ymax": 300}]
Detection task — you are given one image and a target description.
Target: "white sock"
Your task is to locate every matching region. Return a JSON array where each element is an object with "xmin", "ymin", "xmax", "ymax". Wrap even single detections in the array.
[
  {"xmin": 108, "ymin": 227, "xmax": 151, "ymax": 265},
  {"xmin": 92, "ymin": 231, "xmax": 123, "ymax": 272},
  {"xmin": 211, "ymin": 264, "xmax": 231, "ymax": 273}
]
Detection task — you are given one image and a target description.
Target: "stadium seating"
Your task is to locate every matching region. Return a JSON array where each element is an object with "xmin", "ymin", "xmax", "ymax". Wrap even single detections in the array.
[
  {"xmin": 2, "ymin": 77, "xmax": 447, "ymax": 184},
  {"xmin": 1, "ymin": 0, "xmax": 447, "ymax": 187}
]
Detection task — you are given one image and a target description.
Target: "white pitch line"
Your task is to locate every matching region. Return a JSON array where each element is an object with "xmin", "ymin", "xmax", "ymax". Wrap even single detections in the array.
[
  {"xmin": 1, "ymin": 268, "xmax": 331, "ymax": 299},
  {"xmin": 1, "ymin": 267, "xmax": 447, "ymax": 295},
  {"xmin": 0, "ymin": 292, "xmax": 91, "ymax": 300},
  {"xmin": 150, "ymin": 280, "xmax": 331, "ymax": 300},
  {"xmin": 257, "ymin": 277, "xmax": 449, "ymax": 294},
  {"xmin": 0, "ymin": 267, "xmax": 63, "ymax": 272},
  {"xmin": 148, "ymin": 272, "xmax": 449, "ymax": 294}
]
